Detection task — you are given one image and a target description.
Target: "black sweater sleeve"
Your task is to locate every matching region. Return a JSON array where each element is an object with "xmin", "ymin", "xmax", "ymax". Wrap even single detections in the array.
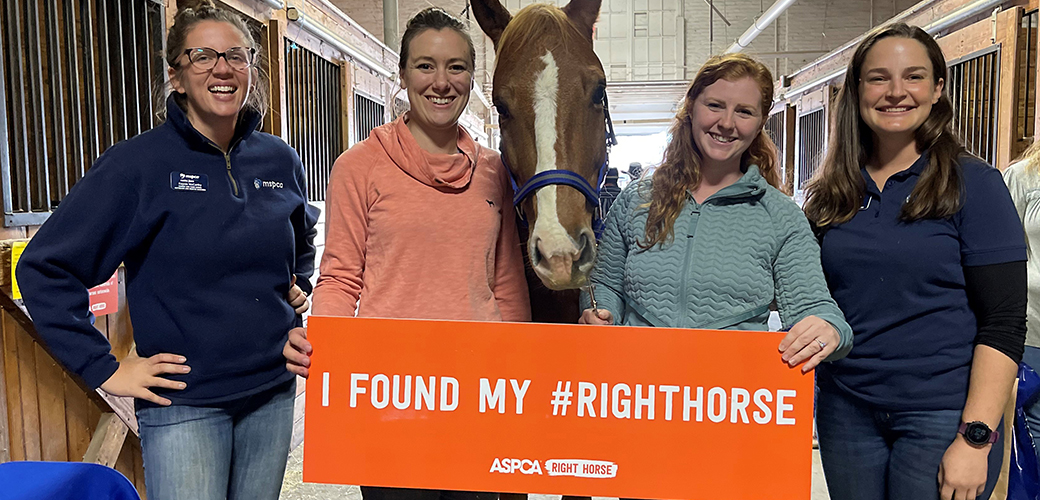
[{"xmin": 965, "ymin": 260, "xmax": 1027, "ymax": 363}]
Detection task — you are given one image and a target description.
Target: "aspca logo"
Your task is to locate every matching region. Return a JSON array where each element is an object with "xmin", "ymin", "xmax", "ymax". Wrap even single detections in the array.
[
  {"xmin": 253, "ymin": 178, "xmax": 284, "ymax": 189},
  {"xmin": 489, "ymin": 458, "xmax": 543, "ymax": 475},
  {"xmin": 180, "ymin": 173, "xmax": 199, "ymax": 180}
]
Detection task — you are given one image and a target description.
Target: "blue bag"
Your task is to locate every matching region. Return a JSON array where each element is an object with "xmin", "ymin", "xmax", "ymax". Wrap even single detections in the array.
[{"xmin": 1009, "ymin": 362, "xmax": 1040, "ymax": 500}]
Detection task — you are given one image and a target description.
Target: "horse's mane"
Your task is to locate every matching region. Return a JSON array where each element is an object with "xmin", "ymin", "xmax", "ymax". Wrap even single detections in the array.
[{"xmin": 497, "ymin": 4, "xmax": 586, "ymax": 57}]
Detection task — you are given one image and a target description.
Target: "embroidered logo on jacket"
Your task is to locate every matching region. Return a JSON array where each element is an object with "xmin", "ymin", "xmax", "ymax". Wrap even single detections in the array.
[{"xmin": 254, "ymin": 178, "xmax": 284, "ymax": 189}]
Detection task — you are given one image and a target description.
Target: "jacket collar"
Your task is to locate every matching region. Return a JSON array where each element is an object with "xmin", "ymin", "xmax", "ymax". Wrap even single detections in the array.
[
  {"xmin": 693, "ymin": 165, "xmax": 768, "ymax": 204},
  {"xmin": 164, "ymin": 93, "xmax": 263, "ymax": 151}
]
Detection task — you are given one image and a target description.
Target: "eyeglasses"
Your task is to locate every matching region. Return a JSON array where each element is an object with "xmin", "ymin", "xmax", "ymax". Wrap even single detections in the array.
[{"xmin": 182, "ymin": 47, "xmax": 256, "ymax": 71}]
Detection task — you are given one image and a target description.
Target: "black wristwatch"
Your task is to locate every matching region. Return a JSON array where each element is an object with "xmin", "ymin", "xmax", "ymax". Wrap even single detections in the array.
[{"xmin": 958, "ymin": 421, "xmax": 999, "ymax": 446}]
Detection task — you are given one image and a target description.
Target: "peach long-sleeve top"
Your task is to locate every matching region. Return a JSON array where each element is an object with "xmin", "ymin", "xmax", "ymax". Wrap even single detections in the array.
[{"xmin": 312, "ymin": 114, "xmax": 531, "ymax": 322}]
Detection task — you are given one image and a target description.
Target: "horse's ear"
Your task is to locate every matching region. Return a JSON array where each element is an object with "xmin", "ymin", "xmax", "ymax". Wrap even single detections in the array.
[
  {"xmin": 471, "ymin": 0, "xmax": 512, "ymax": 48},
  {"xmin": 562, "ymin": 0, "xmax": 602, "ymax": 41}
]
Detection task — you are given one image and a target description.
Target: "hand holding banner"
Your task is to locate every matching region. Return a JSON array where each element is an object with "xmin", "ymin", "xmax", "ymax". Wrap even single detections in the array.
[{"xmin": 303, "ymin": 316, "xmax": 813, "ymax": 500}]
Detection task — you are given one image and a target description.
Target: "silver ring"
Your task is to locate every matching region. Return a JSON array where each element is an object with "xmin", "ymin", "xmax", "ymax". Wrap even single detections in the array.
[{"xmin": 816, "ymin": 339, "xmax": 827, "ymax": 349}]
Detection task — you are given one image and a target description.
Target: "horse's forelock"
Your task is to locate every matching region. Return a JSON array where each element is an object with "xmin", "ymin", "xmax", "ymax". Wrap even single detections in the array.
[{"xmin": 496, "ymin": 4, "xmax": 590, "ymax": 64}]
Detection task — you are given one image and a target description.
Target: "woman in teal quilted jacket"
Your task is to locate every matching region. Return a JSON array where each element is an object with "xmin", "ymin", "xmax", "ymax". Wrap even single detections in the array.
[{"xmin": 579, "ymin": 53, "xmax": 853, "ymax": 374}]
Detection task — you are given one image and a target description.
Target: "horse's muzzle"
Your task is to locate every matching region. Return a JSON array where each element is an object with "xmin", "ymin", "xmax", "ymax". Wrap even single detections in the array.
[{"xmin": 531, "ymin": 228, "xmax": 596, "ymax": 290}]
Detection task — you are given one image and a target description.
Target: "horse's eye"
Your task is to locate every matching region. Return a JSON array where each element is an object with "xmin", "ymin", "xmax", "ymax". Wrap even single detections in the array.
[
  {"xmin": 591, "ymin": 86, "xmax": 606, "ymax": 107},
  {"xmin": 494, "ymin": 100, "xmax": 510, "ymax": 119}
]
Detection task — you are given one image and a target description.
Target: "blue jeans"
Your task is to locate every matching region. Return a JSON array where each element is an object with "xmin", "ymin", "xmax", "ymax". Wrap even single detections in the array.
[
  {"xmin": 1022, "ymin": 346, "xmax": 1040, "ymax": 460},
  {"xmin": 136, "ymin": 378, "xmax": 296, "ymax": 500},
  {"xmin": 816, "ymin": 381, "xmax": 1003, "ymax": 500}
]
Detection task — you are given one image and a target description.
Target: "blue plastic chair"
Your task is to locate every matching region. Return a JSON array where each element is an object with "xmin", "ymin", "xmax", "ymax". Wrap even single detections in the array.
[{"xmin": 0, "ymin": 461, "xmax": 140, "ymax": 500}]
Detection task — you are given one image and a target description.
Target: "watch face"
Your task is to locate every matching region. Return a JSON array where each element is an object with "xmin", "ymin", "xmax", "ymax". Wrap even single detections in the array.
[{"xmin": 965, "ymin": 422, "xmax": 992, "ymax": 444}]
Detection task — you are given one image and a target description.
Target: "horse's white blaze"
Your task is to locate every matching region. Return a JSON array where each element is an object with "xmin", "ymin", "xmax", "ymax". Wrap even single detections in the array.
[{"xmin": 530, "ymin": 50, "xmax": 576, "ymax": 261}]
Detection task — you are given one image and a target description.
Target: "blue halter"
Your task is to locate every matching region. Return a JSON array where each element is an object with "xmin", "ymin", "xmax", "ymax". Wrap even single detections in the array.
[{"xmin": 506, "ymin": 94, "xmax": 618, "ymax": 239}]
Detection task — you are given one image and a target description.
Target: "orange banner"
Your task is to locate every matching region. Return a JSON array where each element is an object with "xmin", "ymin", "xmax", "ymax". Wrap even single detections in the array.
[{"xmin": 303, "ymin": 316, "xmax": 814, "ymax": 500}]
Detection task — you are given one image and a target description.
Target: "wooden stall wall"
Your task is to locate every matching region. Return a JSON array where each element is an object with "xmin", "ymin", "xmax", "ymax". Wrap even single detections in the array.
[
  {"xmin": 1018, "ymin": 9, "xmax": 1038, "ymax": 156},
  {"xmin": 0, "ymin": 263, "xmax": 145, "ymax": 496}
]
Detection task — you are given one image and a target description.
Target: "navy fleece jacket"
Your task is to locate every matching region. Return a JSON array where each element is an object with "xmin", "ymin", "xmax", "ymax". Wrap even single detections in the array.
[{"xmin": 17, "ymin": 95, "xmax": 318, "ymax": 404}]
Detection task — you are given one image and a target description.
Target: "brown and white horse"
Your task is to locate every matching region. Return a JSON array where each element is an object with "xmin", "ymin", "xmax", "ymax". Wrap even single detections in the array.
[{"xmin": 473, "ymin": 0, "xmax": 612, "ymax": 321}]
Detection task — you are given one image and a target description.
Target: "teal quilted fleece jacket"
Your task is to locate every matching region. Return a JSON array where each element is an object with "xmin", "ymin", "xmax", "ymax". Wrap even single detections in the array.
[{"xmin": 582, "ymin": 165, "xmax": 853, "ymax": 361}]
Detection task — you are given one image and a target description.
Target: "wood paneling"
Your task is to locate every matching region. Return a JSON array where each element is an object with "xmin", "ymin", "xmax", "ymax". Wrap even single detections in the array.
[
  {"xmin": 64, "ymin": 375, "xmax": 92, "ymax": 462},
  {"xmin": 3, "ymin": 311, "xmax": 24, "ymax": 461},
  {"xmin": 15, "ymin": 322, "xmax": 40, "ymax": 460},
  {"xmin": 0, "ymin": 311, "xmax": 8, "ymax": 462},
  {"xmin": 35, "ymin": 343, "xmax": 67, "ymax": 461}
]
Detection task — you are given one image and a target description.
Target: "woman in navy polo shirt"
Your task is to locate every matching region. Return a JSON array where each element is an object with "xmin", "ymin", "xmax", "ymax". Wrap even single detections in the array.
[{"xmin": 803, "ymin": 24, "xmax": 1026, "ymax": 500}]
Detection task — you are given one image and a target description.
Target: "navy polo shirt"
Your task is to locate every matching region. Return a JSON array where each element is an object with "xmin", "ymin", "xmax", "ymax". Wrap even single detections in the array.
[{"xmin": 818, "ymin": 152, "xmax": 1025, "ymax": 411}]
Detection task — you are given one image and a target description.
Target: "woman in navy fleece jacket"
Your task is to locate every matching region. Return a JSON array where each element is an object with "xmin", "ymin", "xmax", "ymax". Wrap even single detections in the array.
[{"xmin": 15, "ymin": 2, "xmax": 316, "ymax": 499}]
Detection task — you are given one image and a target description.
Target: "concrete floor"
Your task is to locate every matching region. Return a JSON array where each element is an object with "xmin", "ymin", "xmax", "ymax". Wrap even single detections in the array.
[{"xmin": 279, "ymin": 444, "xmax": 831, "ymax": 500}]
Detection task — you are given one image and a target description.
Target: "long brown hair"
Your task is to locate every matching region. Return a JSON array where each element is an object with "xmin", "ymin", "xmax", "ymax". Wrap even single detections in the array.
[
  {"xmin": 803, "ymin": 23, "xmax": 964, "ymax": 227},
  {"xmin": 640, "ymin": 53, "xmax": 780, "ymax": 249},
  {"xmin": 158, "ymin": 0, "xmax": 270, "ymax": 119}
]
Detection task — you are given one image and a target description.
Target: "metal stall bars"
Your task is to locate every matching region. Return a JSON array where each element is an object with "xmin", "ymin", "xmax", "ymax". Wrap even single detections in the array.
[
  {"xmin": 796, "ymin": 107, "xmax": 826, "ymax": 196},
  {"xmin": 354, "ymin": 93, "xmax": 385, "ymax": 147},
  {"xmin": 0, "ymin": 0, "xmax": 164, "ymax": 227},
  {"xmin": 947, "ymin": 46, "xmax": 1000, "ymax": 166},
  {"xmin": 765, "ymin": 109, "xmax": 786, "ymax": 186},
  {"xmin": 285, "ymin": 42, "xmax": 343, "ymax": 202}
]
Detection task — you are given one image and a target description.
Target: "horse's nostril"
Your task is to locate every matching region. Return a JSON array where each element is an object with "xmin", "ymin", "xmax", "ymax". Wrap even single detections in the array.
[
  {"xmin": 575, "ymin": 233, "xmax": 588, "ymax": 255},
  {"xmin": 576, "ymin": 232, "xmax": 596, "ymax": 266},
  {"xmin": 531, "ymin": 238, "xmax": 544, "ymax": 266}
]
